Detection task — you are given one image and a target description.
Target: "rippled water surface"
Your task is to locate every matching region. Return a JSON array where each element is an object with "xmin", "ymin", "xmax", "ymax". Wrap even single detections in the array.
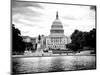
[{"xmin": 12, "ymin": 56, "xmax": 96, "ymax": 74}]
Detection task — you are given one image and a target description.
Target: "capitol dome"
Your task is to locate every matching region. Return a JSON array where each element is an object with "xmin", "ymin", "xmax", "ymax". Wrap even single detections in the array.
[
  {"xmin": 51, "ymin": 20, "xmax": 63, "ymax": 28},
  {"xmin": 50, "ymin": 11, "xmax": 64, "ymax": 34},
  {"xmin": 46, "ymin": 11, "xmax": 68, "ymax": 50}
]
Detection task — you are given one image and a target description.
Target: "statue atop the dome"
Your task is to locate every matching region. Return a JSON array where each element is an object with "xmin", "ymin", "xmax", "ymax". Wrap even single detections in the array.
[{"xmin": 56, "ymin": 11, "xmax": 59, "ymax": 20}]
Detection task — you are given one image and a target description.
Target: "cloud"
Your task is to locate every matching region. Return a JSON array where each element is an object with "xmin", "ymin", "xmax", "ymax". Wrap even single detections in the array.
[
  {"xmin": 12, "ymin": 0, "xmax": 43, "ymax": 9},
  {"xmin": 13, "ymin": 16, "xmax": 38, "ymax": 27},
  {"xmin": 12, "ymin": 0, "xmax": 44, "ymax": 28},
  {"xmin": 62, "ymin": 15, "xmax": 76, "ymax": 20},
  {"xmin": 21, "ymin": 31, "xmax": 29, "ymax": 34},
  {"xmin": 12, "ymin": 0, "xmax": 44, "ymax": 18},
  {"xmin": 12, "ymin": 1, "xmax": 43, "ymax": 15}
]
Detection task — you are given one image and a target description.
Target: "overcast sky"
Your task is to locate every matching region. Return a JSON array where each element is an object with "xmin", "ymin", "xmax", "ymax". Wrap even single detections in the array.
[{"xmin": 12, "ymin": 0, "xmax": 96, "ymax": 37}]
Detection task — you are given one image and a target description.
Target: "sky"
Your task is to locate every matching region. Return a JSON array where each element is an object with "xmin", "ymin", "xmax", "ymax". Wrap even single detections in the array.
[{"xmin": 12, "ymin": 0, "xmax": 96, "ymax": 37}]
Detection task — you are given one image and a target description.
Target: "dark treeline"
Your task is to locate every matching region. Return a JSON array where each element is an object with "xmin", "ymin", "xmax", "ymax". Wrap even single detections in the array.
[
  {"xmin": 12, "ymin": 24, "xmax": 36, "ymax": 55},
  {"xmin": 12, "ymin": 24, "xmax": 43, "ymax": 55},
  {"xmin": 66, "ymin": 28, "xmax": 96, "ymax": 53},
  {"xmin": 12, "ymin": 24, "xmax": 25, "ymax": 55}
]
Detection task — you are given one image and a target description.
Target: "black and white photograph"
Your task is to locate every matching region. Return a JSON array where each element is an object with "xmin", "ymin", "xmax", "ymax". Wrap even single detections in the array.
[{"xmin": 12, "ymin": 0, "xmax": 96, "ymax": 74}]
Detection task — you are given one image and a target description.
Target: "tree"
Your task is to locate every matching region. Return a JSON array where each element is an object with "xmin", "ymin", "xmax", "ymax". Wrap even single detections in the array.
[
  {"xmin": 66, "ymin": 43, "xmax": 79, "ymax": 52},
  {"xmin": 66, "ymin": 28, "xmax": 96, "ymax": 52},
  {"xmin": 12, "ymin": 24, "xmax": 25, "ymax": 54},
  {"xmin": 71, "ymin": 30, "xmax": 84, "ymax": 49},
  {"xmin": 25, "ymin": 42, "xmax": 33, "ymax": 50},
  {"xmin": 89, "ymin": 28, "xmax": 96, "ymax": 49},
  {"xmin": 38, "ymin": 35, "xmax": 41, "ymax": 41},
  {"xmin": 86, "ymin": 29, "xmax": 96, "ymax": 53}
]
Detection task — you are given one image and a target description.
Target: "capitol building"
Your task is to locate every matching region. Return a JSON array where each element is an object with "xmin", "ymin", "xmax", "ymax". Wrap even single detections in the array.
[
  {"xmin": 45, "ymin": 12, "xmax": 68, "ymax": 50},
  {"xmin": 23, "ymin": 12, "xmax": 70, "ymax": 55}
]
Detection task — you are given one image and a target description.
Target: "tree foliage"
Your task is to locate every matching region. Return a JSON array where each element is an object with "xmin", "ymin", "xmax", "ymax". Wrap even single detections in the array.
[
  {"xmin": 66, "ymin": 28, "xmax": 96, "ymax": 52},
  {"xmin": 12, "ymin": 24, "xmax": 25, "ymax": 54},
  {"xmin": 38, "ymin": 35, "xmax": 41, "ymax": 41}
]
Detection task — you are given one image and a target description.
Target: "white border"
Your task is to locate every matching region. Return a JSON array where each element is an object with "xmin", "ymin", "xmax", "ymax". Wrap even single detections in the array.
[{"xmin": 0, "ymin": 0, "xmax": 100, "ymax": 75}]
